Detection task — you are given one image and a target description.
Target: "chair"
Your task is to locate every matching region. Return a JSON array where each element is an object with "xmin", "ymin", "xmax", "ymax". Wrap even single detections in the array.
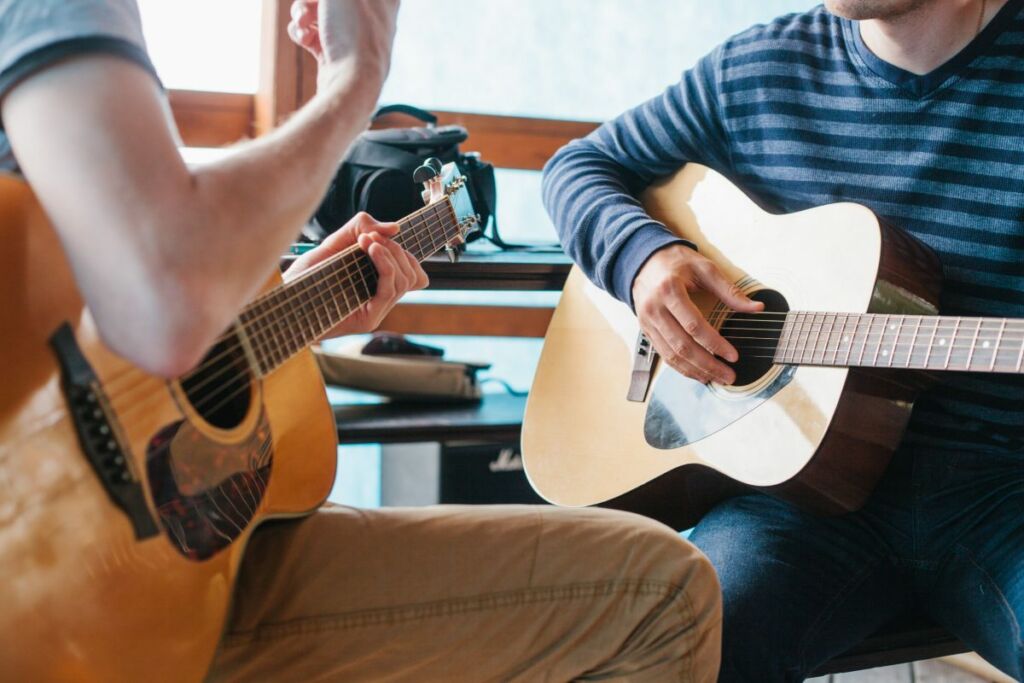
[{"xmin": 812, "ymin": 612, "xmax": 967, "ymax": 676}]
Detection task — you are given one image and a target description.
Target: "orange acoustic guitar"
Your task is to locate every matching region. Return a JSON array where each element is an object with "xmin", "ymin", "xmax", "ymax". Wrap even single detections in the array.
[
  {"xmin": 523, "ymin": 163, "xmax": 1023, "ymax": 530},
  {"xmin": 0, "ymin": 160, "xmax": 476, "ymax": 682}
]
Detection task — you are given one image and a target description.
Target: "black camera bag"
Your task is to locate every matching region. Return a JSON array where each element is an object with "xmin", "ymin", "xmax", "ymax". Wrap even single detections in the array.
[{"xmin": 314, "ymin": 105, "xmax": 494, "ymax": 242}]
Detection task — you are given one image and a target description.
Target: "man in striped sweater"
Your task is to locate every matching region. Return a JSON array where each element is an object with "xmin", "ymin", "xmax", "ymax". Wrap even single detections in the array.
[{"xmin": 544, "ymin": 0, "xmax": 1023, "ymax": 680}]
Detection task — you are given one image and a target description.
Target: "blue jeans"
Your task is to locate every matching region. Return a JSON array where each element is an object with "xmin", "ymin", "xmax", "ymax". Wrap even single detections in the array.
[{"xmin": 689, "ymin": 446, "xmax": 1024, "ymax": 682}]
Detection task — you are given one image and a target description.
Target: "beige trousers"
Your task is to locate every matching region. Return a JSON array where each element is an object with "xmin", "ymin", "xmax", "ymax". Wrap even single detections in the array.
[{"xmin": 207, "ymin": 505, "xmax": 721, "ymax": 682}]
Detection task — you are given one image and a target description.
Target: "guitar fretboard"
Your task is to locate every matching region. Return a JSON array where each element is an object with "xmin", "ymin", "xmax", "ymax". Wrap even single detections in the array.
[
  {"xmin": 236, "ymin": 199, "xmax": 460, "ymax": 377},
  {"xmin": 772, "ymin": 312, "xmax": 1024, "ymax": 373}
]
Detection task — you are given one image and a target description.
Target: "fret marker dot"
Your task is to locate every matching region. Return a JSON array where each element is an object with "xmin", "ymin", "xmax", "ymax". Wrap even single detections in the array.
[
  {"xmin": 982, "ymin": 341, "xmax": 990, "ymax": 348},
  {"xmin": 889, "ymin": 324, "xmax": 895, "ymax": 330},
  {"xmin": 939, "ymin": 339, "xmax": 946, "ymax": 346},
  {"xmin": 881, "ymin": 349, "xmax": 889, "ymax": 356}
]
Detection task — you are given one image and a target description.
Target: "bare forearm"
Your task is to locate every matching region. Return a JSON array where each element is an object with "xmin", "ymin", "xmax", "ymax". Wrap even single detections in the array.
[{"xmin": 184, "ymin": 68, "xmax": 383, "ymax": 314}]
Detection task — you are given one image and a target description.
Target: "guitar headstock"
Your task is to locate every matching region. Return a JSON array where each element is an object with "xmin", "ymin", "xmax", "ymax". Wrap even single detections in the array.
[{"xmin": 416, "ymin": 158, "xmax": 478, "ymax": 259}]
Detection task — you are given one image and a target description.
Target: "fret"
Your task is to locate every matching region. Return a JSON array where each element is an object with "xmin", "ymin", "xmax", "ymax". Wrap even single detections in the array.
[
  {"xmin": 821, "ymin": 313, "xmax": 837, "ymax": 365},
  {"xmin": 327, "ymin": 270, "xmax": 347, "ymax": 321},
  {"xmin": 805, "ymin": 313, "xmax": 821, "ymax": 364},
  {"xmin": 923, "ymin": 316, "xmax": 940, "ymax": 369},
  {"xmin": 274, "ymin": 293, "xmax": 298, "ymax": 362},
  {"xmin": 308, "ymin": 278, "xmax": 331, "ymax": 336},
  {"xmin": 815, "ymin": 313, "xmax": 831, "ymax": 365},
  {"xmin": 870, "ymin": 314, "xmax": 887, "ymax": 367},
  {"xmin": 293, "ymin": 290, "xmax": 315, "ymax": 346},
  {"xmin": 964, "ymin": 318, "xmax": 983, "ymax": 371},
  {"xmin": 786, "ymin": 313, "xmax": 799, "ymax": 364},
  {"xmin": 415, "ymin": 209, "xmax": 435, "ymax": 258},
  {"xmin": 831, "ymin": 317, "xmax": 847, "ymax": 368},
  {"xmin": 1016, "ymin": 327, "xmax": 1024, "ymax": 372},
  {"xmin": 990, "ymin": 318, "xmax": 1006, "ymax": 371},
  {"xmin": 905, "ymin": 316, "xmax": 922, "ymax": 369},
  {"xmin": 238, "ymin": 308, "xmax": 270, "ymax": 376},
  {"xmin": 777, "ymin": 313, "xmax": 795, "ymax": 363},
  {"xmin": 855, "ymin": 314, "xmax": 870, "ymax": 367},
  {"xmin": 839, "ymin": 317, "xmax": 856, "ymax": 368},
  {"xmin": 251, "ymin": 299, "xmax": 271, "ymax": 369},
  {"xmin": 800, "ymin": 312, "xmax": 815, "ymax": 365},
  {"xmin": 334, "ymin": 263, "xmax": 357, "ymax": 316},
  {"xmin": 426, "ymin": 204, "xmax": 444, "ymax": 253},
  {"xmin": 794, "ymin": 312, "xmax": 810, "ymax": 364},
  {"xmin": 786, "ymin": 313, "xmax": 802, "ymax": 366},
  {"xmin": 259, "ymin": 296, "xmax": 284, "ymax": 369},
  {"xmin": 279, "ymin": 306, "xmax": 302, "ymax": 360},
  {"xmin": 943, "ymin": 317, "xmax": 960, "ymax": 370},
  {"xmin": 887, "ymin": 316, "xmax": 903, "ymax": 367}
]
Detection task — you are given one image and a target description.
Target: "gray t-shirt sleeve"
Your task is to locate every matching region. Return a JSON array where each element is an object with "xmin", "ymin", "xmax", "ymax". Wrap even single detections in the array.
[{"xmin": 0, "ymin": 0, "xmax": 160, "ymax": 171}]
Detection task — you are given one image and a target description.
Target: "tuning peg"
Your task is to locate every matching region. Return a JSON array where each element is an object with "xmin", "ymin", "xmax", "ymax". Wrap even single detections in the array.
[
  {"xmin": 413, "ymin": 162, "xmax": 438, "ymax": 185},
  {"xmin": 426, "ymin": 157, "xmax": 443, "ymax": 174},
  {"xmin": 445, "ymin": 245, "xmax": 460, "ymax": 264}
]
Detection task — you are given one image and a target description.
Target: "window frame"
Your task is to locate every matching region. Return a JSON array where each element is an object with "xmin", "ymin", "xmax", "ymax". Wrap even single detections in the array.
[{"xmin": 166, "ymin": 0, "xmax": 595, "ymax": 338}]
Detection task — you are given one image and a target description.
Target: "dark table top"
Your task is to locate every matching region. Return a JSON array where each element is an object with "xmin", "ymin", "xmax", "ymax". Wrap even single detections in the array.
[{"xmin": 333, "ymin": 393, "xmax": 527, "ymax": 445}]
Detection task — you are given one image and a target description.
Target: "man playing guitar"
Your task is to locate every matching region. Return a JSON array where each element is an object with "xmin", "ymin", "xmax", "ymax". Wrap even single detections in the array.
[
  {"xmin": 0, "ymin": 0, "xmax": 721, "ymax": 680},
  {"xmin": 545, "ymin": 0, "xmax": 1024, "ymax": 680}
]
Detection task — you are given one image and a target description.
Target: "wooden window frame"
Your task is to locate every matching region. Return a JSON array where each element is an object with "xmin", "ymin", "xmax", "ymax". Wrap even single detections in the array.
[{"xmin": 167, "ymin": 0, "xmax": 595, "ymax": 338}]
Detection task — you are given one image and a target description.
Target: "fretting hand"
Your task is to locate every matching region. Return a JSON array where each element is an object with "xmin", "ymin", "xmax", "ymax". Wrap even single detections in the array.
[{"xmin": 285, "ymin": 212, "xmax": 428, "ymax": 339}]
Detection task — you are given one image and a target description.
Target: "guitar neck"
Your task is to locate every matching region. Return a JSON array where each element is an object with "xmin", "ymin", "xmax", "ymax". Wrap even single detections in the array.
[
  {"xmin": 235, "ymin": 198, "xmax": 460, "ymax": 377},
  {"xmin": 771, "ymin": 312, "xmax": 1024, "ymax": 373}
]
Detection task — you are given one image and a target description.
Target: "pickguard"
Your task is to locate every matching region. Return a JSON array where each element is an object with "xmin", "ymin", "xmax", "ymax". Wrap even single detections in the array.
[
  {"xmin": 645, "ymin": 365, "xmax": 796, "ymax": 450},
  {"xmin": 145, "ymin": 412, "xmax": 273, "ymax": 561}
]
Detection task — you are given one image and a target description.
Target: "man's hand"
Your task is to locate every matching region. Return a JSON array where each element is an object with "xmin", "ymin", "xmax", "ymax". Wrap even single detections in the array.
[
  {"xmin": 632, "ymin": 244, "xmax": 763, "ymax": 385},
  {"xmin": 287, "ymin": 0, "xmax": 399, "ymax": 91},
  {"xmin": 285, "ymin": 212, "xmax": 428, "ymax": 338}
]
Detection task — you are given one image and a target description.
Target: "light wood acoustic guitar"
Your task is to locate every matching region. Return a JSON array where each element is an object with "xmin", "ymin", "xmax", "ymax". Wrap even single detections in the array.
[
  {"xmin": 523, "ymin": 163, "xmax": 1023, "ymax": 530},
  {"xmin": 0, "ymin": 161, "xmax": 476, "ymax": 681}
]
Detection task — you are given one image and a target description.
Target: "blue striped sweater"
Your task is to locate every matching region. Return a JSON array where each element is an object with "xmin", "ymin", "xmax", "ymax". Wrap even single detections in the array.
[{"xmin": 543, "ymin": 2, "xmax": 1024, "ymax": 455}]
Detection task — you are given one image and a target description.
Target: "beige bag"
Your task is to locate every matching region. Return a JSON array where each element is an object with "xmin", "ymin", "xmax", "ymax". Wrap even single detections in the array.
[{"xmin": 314, "ymin": 343, "xmax": 487, "ymax": 402}]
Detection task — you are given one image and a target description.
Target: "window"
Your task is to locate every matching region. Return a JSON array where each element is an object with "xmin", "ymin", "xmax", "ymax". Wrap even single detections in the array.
[
  {"xmin": 137, "ymin": 0, "xmax": 261, "ymax": 93},
  {"xmin": 382, "ymin": 0, "xmax": 809, "ymax": 243}
]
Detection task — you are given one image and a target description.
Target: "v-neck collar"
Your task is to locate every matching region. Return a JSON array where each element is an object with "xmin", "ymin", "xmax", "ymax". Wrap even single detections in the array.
[{"xmin": 841, "ymin": 0, "xmax": 1024, "ymax": 98}]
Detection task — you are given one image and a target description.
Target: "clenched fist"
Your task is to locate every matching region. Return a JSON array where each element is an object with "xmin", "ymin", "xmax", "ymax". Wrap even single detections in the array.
[{"xmin": 288, "ymin": 0, "xmax": 400, "ymax": 91}]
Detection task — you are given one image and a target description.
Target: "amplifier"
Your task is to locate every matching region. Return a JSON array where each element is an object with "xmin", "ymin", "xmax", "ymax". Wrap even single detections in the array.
[{"xmin": 439, "ymin": 441, "xmax": 548, "ymax": 505}]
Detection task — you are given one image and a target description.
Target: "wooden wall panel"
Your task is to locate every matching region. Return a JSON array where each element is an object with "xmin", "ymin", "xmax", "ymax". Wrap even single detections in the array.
[
  {"xmin": 254, "ymin": 0, "xmax": 318, "ymax": 135},
  {"xmin": 169, "ymin": 90, "xmax": 253, "ymax": 148},
  {"xmin": 379, "ymin": 304, "xmax": 553, "ymax": 338},
  {"xmin": 373, "ymin": 110, "xmax": 599, "ymax": 171}
]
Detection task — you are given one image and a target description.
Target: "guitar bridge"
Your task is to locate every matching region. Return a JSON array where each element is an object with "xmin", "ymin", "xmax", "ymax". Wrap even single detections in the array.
[
  {"xmin": 627, "ymin": 332, "xmax": 656, "ymax": 402},
  {"xmin": 50, "ymin": 323, "xmax": 158, "ymax": 540}
]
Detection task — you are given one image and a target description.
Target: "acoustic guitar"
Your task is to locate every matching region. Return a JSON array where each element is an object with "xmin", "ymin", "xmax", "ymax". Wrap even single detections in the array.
[
  {"xmin": 523, "ymin": 163, "xmax": 1022, "ymax": 530},
  {"xmin": 0, "ymin": 161, "xmax": 476, "ymax": 681}
]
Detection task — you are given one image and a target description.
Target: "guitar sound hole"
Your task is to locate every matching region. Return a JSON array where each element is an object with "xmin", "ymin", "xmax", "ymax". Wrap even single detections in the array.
[
  {"xmin": 720, "ymin": 289, "xmax": 790, "ymax": 387},
  {"xmin": 179, "ymin": 331, "xmax": 252, "ymax": 429}
]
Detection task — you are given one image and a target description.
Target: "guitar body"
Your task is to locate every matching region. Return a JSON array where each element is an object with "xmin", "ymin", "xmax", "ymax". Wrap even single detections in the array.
[
  {"xmin": 523, "ymin": 164, "xmax": 943, "ymax": 529},
  {"xmin": 0, "ymin": 176, "xmax": 337, "ymax": 681}
]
